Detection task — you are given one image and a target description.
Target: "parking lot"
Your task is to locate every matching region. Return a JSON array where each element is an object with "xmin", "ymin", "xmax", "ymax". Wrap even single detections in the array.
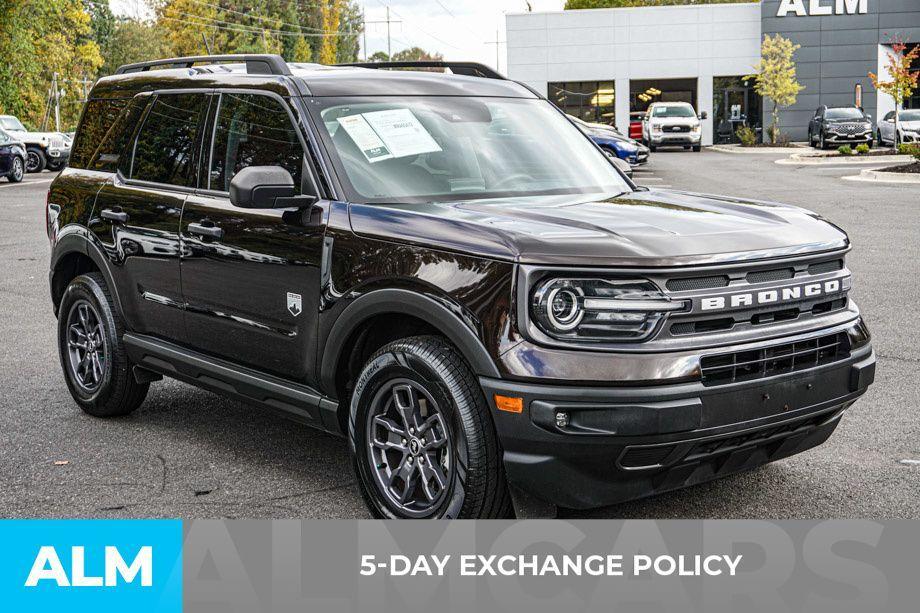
[{"xmin": 1, "ymin": 151, "xmax": 917, "ymax": 519}]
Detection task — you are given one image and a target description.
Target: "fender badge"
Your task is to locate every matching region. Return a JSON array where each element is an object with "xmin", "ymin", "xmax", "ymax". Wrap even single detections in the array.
[{"xmin": 287, "ymin": 292, "xmax": 302, "ymax": 317}]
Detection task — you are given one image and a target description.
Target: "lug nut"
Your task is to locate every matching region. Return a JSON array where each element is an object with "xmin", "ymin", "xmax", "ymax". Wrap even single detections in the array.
[
  {"xmin": 401, "ymin": 438, "xmax": 407, "ymax": 445},
  {"xmin": 418, "ymin": 456, "xmax": 425, "ymax": 464}
]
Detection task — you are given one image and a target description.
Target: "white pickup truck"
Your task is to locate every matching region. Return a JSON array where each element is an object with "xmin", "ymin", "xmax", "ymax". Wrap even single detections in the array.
[{"xmin": 0, "ymin": 115, "xmax": 71, "ymax": 172}]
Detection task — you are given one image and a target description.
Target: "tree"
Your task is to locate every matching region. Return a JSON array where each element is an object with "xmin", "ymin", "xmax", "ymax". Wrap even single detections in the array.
[
  {"xmin": 101, "ymin": 19, "xmax": 173, "ymax": 76},
  {"xmin": 318, "ymin": 0, "xmax": 346, "ymax": 64},
  {"xmin": 870, "ymin": 39, "xmax": 920, "ymax": 149},
  {"xmin": 748, "ymin": 34, "xmax": 803, "ymax": 144},
  {"xmin": 391, "ymin": 47, "xmax": 443, "ymax": 62},
  {"xmin": 368, "ymin": 51, "xmax": 390, "ymax": 62}
]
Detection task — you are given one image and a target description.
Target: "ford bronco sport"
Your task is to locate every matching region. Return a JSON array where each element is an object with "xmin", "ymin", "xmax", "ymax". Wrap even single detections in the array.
[{"xmin": 47, "ymin": 55, "xmax": 875, "ymax": 519}]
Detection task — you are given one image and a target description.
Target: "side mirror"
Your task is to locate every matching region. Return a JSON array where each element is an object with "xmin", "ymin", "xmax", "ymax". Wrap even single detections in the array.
[
  {"xmin": 229, "ymin": 166, "xmax": 313, "ymax": 209},
  {"xmin": 699, "ymin": 111, "xmax": 708, "ymax": 120},
  {"xmin": 866, "ymin": 114, "xmax": 872, "ymax": 121}
]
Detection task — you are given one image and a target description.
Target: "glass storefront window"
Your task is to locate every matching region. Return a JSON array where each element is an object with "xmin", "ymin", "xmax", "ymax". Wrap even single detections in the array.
[
  {"xmin": 712, "ymin": 76, "xmax": 763, "ymax": 144},
  {"xmin": 548, "ymin": 81, "xmax": 616, "ymax": 127}
]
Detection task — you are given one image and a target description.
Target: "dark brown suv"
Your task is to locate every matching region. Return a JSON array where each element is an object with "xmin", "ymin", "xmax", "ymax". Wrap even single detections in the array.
[{"xmin": 47, "ymin": 55, "xmax": 875, "ymax": 519}]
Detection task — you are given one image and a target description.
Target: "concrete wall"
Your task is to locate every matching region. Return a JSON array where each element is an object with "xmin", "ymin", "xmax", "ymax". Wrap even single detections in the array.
[
  {"xmin": 761, "ymin": 0, "xmax": 920, "ymax": 141},
  {"xmin": 505, "ymin": 3, "xmax": 762, "ymax": 146}
]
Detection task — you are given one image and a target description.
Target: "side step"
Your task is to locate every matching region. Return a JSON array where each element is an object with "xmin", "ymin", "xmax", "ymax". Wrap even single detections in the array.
[{"xmin": 122, "ymin": 333, "xmax": 340, "ymax": 433}]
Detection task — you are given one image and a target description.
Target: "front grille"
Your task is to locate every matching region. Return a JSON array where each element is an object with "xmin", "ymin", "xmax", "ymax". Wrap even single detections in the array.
[
  {"xmin": 667, "ymin": 125, "xmax": 691, "ymax": 133},
  {"xmin": 49, "ymin": 135, "xmax": 65, "ymax": 148},
  {"xmin": 829, "ymin": 123, "xmax": 867, "ymax": 136},
  {"xmin": 666, "ymin": 275, "xmax": 730, "ymax": 291},
  {"xmin": 746, "ymin": 267, "xmax": 794, "ymax": 284},
  {"xmin": 808, "ymin": 259, "xmax": 843, "ymax": 275},
  {"xmin": 699, "ymin": 332, "xmax": 850, "ymax": 386}
]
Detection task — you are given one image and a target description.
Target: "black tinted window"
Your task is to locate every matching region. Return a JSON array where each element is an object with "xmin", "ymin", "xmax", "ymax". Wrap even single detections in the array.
[
  {"xmin": 88, "ymin": 97, "xmax": 148, "ymax": 173},
  {"xmin": 69, "ymin": 99, "xmax": 129, "ymax": 169},
  {"xmin": 131, "ymin": 93, "xmax": 207, "ymax": 186},
  {"xmin": 209, "ymin": 93, "xmax": 303, "ymax": 192}
]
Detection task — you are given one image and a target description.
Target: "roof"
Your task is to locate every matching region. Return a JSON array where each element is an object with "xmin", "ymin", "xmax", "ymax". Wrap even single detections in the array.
[{"xmin": 90, "ymin": 61, "xmax": 537, "ymax": 100}]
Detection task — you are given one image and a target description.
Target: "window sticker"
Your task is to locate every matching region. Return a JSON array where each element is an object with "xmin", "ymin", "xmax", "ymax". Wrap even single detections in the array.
[
  {"xmin": 336, "ymin": 114, "xmax": 393, "ymax": 162},
  {"xmin": 363, "ymin": 109, "xmax": 442, "ymax": 158}
]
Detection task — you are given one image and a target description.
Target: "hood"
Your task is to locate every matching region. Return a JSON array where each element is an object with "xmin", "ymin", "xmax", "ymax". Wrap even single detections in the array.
[
  {"xmin": 6, "ymin": 129, "xmax": 65, "ymax": 142},
  {"xmin": 898, "ymin": 120, "xmax": 920, "ymax": 131},
  {"xmin": 348, "ymin": 190, "xmax": 849, "ymax": 267},
  {"xmin": 649, "ymin": 116, "xmax": 699, "ymax": 126}
]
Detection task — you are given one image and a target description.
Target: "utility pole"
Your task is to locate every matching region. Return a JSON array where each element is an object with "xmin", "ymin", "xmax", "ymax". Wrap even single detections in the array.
[
  {"xmin": 485, "ymin": 28, "xmax": 505, "ymax": 72},
  {"xmin": 365, "ymin": 7, "xmax": 401, "ymax": 59}
]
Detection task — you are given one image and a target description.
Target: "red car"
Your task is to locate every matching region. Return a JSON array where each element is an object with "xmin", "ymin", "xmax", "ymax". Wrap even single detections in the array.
[{"xmin": 629, "ymin": 111, "xmax": 645, "ymax": 140}]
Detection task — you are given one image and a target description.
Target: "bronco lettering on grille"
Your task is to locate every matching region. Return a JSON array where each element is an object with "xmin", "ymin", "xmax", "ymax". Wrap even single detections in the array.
[{"xmin": 699, "ymin": 279, "xmax": 842, "ymax": 312}]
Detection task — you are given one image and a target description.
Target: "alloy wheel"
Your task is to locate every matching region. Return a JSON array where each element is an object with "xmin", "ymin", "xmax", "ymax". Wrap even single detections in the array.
[
  {"xmin": 366, "ymin": 378, "xmax": 452, "ymax": 517},
  {"xmin": 65, "ymin": 300, "xmax": 107, "ymax": 392},
  {"xmin": 26, "ymin": 151, "xmax": 40, "ymax": 172},
  {"xmin": 12, "ymin": 158, "xmax": 23, "ymax": 181}
]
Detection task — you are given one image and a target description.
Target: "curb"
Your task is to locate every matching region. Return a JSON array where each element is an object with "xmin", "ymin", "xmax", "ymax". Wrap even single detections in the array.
[
  {"xmin": 709, "ymin": 144, "xmax": 806, "ymax": 154},
  {"xmin": 776, "ymin": 153, "xmax": 912, "ymax": 166},
  {"xmin": 842, "ymin": 168, "xmax": 920, "ymax": 184}
]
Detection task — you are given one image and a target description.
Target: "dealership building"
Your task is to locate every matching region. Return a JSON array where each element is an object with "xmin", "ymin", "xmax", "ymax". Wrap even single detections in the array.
[{"xmin": 506, "ymin": 1, "xmax": 920, "ymax": 145}]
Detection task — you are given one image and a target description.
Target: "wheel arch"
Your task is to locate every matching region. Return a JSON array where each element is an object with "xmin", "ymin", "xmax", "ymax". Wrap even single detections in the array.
[
  {"xmin": 320, "ymin": 289, "xmax": 501, "ymax": 425},
  {"xmin": 50, "ymin": 235, "xmax": 123, "ymax": 319}
]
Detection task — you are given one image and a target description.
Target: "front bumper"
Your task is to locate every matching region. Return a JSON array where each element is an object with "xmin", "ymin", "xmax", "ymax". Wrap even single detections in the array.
[
  {"xmin": 650, "ymin": 132, "xmax": 700, "ymax": 145},
  {"xmin": 47, "ymin": 147, "xmax": 71, "ymax": 161},
  {"xmin": 825, "ymin": 132, "xmax": 871, "ymax": 144},
  {"xmin": 482, "ymin": 333, "xmax": 875, "ymax": 510}
]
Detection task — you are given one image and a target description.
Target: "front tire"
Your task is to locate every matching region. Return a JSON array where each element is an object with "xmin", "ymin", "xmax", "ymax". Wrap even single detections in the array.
[
  {"xmin": 57, "ymin": 273, "xmax": 149, "ymax": 417},
  {"xmin": 7, "ymin": 156, "xmax": 23, "ymax": 182},
  {"xmin": 350, "ymin": 336, "xmax": 511, "ymax": 519},
  {"xmin": 692, "ymin": 145, "xmax": 701, "ymax": 152},
  {"xmin": 26, "ymin": 147, "xmax": 46, "ymax": 173}
]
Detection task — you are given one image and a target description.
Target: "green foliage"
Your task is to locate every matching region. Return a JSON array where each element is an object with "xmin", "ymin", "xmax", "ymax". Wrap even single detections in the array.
[
  {"xmin": 565, "ymin": 0, "xmax": 749, "ymax": 8},
  {"xmin": 735, "ymin": 124, "xmax": 757, "ymax": 147},
  {"xmin": 898, "ymin": 143, "xmax": 920, "ymax": 161},
  {"xmin": 837, "ymin": 145, "xmax": 853, "ymax": 156},
  {"xmin": 748, "ymin": 34, "xmax": 803, "ymax": 145},
  {"xmin": 368, "ymin": 51, "xmax": 391, "ymax": 62},
  {"xmin": 392, "ymin": 47, "xmax": 444, "ymax": 62},
  {"xmin": 855, "ymin": 143, "xmax": 870, "ymax": 155}
]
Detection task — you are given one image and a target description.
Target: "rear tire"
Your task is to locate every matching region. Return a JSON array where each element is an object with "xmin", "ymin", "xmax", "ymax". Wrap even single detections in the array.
[
  {"xmin": 350, "ymin": 336, "xmax": 511, "ymax": 519},
  {"xmin": 57, "ymin": 273, "xmax": 149, "ymax": 417}
]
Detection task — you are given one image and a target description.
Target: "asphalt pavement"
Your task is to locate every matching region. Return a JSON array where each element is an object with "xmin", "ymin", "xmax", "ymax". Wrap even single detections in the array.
[{"xmin": 1, "ymin": 152, "xmax": 917, "ymax": 519}]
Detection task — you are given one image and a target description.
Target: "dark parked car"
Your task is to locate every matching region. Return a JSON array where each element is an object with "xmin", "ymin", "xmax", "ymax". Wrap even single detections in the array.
[
  {"xmin": 47, "ymin": 55, "xmax": 875, "ymax": 519},
  {"xmin": 808, "ymin": 106, "xmax": 873, "ymax": 149},
  {"xmin": 0, "ymin": 127, "xmax": 26, "ymax": 183},
  {"xmin": 568, "ymin": 115, "xmax": 649, "ymax": 167}
]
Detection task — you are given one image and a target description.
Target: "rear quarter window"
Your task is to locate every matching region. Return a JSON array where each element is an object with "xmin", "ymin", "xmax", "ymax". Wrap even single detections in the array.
[{"xmin": 69, "ymin": 99, "xmax": 129, "ymax": 169}]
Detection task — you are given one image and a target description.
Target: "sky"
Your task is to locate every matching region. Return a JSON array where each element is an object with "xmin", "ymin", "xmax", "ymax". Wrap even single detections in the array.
[{"xmin": 108, "ymin": 0, "xmax": 568, "ymax": 71}]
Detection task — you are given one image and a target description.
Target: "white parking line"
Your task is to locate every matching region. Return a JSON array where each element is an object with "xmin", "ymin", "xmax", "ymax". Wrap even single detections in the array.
[{"xmin": 1, "ymin": 177, "xmax": 54, "ymax": 188}]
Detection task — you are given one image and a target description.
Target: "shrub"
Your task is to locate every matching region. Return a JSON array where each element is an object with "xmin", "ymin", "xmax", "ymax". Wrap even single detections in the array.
[
  {"xmin": 735, "ymin": 125, "xmax": 757, "ymax": 147},
  {"xmin": 897, "ymin": 142, "xmax": 920, "ymax": 160},
  {"xmin": 837, "ymin": 145, "xmax": 853, "ymax": 155},
  {"xmin": 855, "ymin": 143, "xmax": 870, "ymax": 155}
]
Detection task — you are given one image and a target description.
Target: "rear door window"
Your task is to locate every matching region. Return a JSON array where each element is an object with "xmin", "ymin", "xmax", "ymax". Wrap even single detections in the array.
[
  {"xmin": 131, "ymin": 93, "xmax": 209, "ymax": 187},
  {"xmin": 69, "ymin": 99, "xmax": 129, "ymax": 169},
  {"xmin": 208, "ymin": 93, "xmax": 304, "ymax": 192}
]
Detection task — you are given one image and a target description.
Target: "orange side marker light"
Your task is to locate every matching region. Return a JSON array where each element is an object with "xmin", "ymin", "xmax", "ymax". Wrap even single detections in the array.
[{"xmin": 494, "ymin": 394, "xmax": 523, "ymax": 414}]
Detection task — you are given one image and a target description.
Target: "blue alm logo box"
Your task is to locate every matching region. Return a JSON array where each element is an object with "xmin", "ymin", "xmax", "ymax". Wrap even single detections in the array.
[{"xmin": 0, "ymin": 520, "xmax": 182, "ymax": 612}]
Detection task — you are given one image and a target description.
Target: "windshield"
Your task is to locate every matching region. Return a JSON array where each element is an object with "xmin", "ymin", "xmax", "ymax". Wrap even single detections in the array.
[
  {"xmin": 652, "ymin": 105, "xmax": 696, "ymax": 118},
  {"xmin": 825, "ymin": 108, "xmax": 865, "ymax": 120},
  {"xmin": 312, "ymin": 97, "xmax": 630, "ymax": 204},
  {"xmin": 0, "ymin": 117, "xmax": 26, "ymax": 131},
  {"xmin": 900, "ymin": 110, "xmax": 920, "ymax": 122}
]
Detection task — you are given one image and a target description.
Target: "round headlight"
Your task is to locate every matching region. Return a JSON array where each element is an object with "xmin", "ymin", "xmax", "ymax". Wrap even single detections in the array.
[{"xmin": 546, "ymin": 287, "xmax": 583, "ymax": 330}]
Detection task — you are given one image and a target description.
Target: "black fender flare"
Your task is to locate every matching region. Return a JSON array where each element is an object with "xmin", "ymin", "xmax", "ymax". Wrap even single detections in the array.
[
  {"xmin": 50, "ymin": 232, "xmax": 124, "ymax": 319},
  {"xmin": 320, "ymin": 288, "xmax": 501, "ymax": 395}
]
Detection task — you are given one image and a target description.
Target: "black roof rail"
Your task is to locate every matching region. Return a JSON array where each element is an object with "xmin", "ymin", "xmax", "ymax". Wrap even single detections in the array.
[
  {"xmin": 338, "ymin": 61, "xmax": 505, "ymax": 80},
  {"xmin": 115, "ymin": 54, "xmax": 291, "ymax": 76}
]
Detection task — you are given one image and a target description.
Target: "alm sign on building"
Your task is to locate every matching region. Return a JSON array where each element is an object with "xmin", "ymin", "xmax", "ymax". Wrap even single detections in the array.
[{"xmin": 777, "ymin": 0, "xmax": 867, "ymax": 17}]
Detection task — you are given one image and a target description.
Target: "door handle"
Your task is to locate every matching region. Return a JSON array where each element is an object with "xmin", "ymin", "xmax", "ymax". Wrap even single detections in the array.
[
  {"xmin": 101, "ymin": 208, "xmax": 129, "ymax": 223},
  {"xmin": 187, "ymin": 222, "xmax": 223, "ymax": 240}
]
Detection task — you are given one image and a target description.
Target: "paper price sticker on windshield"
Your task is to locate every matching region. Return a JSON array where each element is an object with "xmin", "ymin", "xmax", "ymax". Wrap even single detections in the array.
[
  {"xmin": 363, "ymin": 108, "xmax": 442, "ymax": 158},
  {"xmin": 337, "ymin": 114, "xmax": 393, "ymax": 162}
]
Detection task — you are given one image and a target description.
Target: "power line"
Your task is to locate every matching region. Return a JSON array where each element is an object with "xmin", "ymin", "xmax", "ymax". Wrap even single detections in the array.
[
  {"xmin": 431, "ymin": 0, "xmax": 480, "ymax": 40},
  {"xmin": 366, "ymin": 0, "xmax": 461, "ymax": 50},
  {"xmin": 183, "ymin": 0, "xmax": 336, "ymax": 33},
  {"xmin": 158, "ymin": 15, "xmax": 354, "ymax": 38}
]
